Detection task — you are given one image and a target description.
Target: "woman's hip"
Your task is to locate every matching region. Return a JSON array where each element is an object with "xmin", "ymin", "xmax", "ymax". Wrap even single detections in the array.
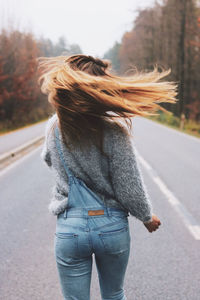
[{"xmin": 54, "ymin": 212, "xmax": 130, "ymax": 259}]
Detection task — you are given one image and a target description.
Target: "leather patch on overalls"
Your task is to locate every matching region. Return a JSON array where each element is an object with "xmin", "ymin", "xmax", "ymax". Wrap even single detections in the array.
[{"xmin": 88, "ymin": 209, "xmax": 104, "ymax": 216}]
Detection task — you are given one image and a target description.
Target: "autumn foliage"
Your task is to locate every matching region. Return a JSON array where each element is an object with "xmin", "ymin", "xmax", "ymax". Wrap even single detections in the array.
[
  {"xmin": 104, "ymin": 0, "xmax": 200, "ymax": 122},
  {"xmin": 0, "ymin": 30, "xmax": 82, "ymax": 132}
]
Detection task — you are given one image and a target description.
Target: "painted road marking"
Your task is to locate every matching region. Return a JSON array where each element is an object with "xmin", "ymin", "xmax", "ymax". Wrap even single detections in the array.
[
  {"xmin": 136, "ymin": 148, "xmax": 200, "ymax": 240},
  {"xmin": 0, "ymin": 145, "xmax": 43, "ymax": 178}
]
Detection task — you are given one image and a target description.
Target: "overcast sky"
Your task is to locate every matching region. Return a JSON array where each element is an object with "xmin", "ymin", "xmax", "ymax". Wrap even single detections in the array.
[{"xmin": 1, "ymin": 0, "xmax": 155, "ymax": 57}]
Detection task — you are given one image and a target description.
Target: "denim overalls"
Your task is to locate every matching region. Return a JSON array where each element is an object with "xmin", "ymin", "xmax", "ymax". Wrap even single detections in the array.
[{"xmin": 54, "ymin": 124, "xmax": 131, "ymax": 300}]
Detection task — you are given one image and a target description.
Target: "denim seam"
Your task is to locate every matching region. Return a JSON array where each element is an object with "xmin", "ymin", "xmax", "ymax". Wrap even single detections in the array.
[
  {"xmin": 99, "ymin": 226, "xmax": 128, "ymax": 235},
  {"xmin": 92, "ymin": 220, "xmax": 128, "ymax": 231}
]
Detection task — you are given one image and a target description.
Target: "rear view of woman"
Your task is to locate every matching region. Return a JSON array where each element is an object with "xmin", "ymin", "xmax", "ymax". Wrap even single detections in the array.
[{"xmin": 38, "ymin": 54, "xmax": 177, "ymax": 300}]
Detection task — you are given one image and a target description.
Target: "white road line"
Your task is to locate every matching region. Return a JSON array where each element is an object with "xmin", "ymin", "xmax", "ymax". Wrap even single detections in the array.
[
  {"xmin": 136, "ymin": 149, "xmax": 200, "ymax": 240},
  {"xmin": 0, "ymin": 145, "xmax": 43, "ymax": 178},
  {"xmin": 0, "ymin": 135, "xmax": 44, "ymax": 162}
]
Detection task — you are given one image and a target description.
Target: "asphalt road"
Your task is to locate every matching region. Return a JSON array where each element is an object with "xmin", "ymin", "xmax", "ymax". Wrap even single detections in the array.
[
  {"xmin": 0, "ymin": 117, "xmax": 199, "ymax": 300},
  {"xmin": 0, "ymin": 120, "xmax": 46, "ymax": 155}
]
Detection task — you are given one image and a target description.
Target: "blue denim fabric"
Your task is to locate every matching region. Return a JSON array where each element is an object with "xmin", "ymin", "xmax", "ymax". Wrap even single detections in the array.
[{"xmin": 54, "ymin": 125, "xmax": 131, "ymax": 300}]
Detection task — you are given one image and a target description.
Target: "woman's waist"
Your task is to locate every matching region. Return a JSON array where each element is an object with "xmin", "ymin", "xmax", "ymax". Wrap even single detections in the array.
[
  {"xmin": 58, "ymin": 206, "xmax": 130, "ymax": 218},
  {"xmin": 94, "ymin": 191, "xmax": 128, "ymax": 211}
]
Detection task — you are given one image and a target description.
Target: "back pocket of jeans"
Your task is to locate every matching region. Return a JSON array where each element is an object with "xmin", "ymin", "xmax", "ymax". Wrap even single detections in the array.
[
  {"xmin": 99, "ymin": 225, "xmax": 130, "ymax": 255},
  {"xmin": 54, "ymin": 232, "xmax": 79, "ymax": 258}
]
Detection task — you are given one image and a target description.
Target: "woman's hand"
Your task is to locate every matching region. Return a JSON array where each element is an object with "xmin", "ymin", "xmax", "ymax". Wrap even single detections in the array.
[{"xmin": 143, "ymin": 214, "xmax": 161, "ymax": 232}]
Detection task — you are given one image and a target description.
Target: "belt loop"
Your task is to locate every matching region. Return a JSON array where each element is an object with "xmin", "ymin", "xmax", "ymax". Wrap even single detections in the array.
[
  {"xmin": 102, "ymin": 195, "xmax": 111, "ymax": 217},
  {"xmin": 105, "ymin": 205, "xmax": 111, "ymax": 217},
  {"xmin": 64, "ymin": 209, "xmax": 67, "ymax": 219},
  {"xmin": 107, "ymin": 207, "xmax": 111, "ymax": 217}
]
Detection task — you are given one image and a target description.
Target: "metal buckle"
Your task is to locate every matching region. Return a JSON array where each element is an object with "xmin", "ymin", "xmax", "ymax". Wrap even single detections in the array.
[{"xmin": 88, "ymin": 209, "xmax": 104, "ymax": 216}]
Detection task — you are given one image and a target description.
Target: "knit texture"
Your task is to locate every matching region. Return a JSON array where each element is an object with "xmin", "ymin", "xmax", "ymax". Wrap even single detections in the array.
[{"xmin": 40, "ymin": 113, "xmax": 153, "ymax": 223}]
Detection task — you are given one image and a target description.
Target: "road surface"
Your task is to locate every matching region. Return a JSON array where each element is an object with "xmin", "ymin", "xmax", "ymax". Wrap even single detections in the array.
[
  {"xmin": 0, "ymin": 120, "xmax": 47, "ymax": 155},
  {"xmin": 0, "ymin": 117, "xmax": 199, "ymax": 300}
]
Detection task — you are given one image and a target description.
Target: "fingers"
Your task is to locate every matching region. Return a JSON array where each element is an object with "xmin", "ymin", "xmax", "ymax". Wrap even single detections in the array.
[
  {"xmin": 148, "ymin": 221, "xmax": 161, "ymax": 232},
  {"xmin": 143, "ymin": 216, "xmax": 162, "ymax": 233}
]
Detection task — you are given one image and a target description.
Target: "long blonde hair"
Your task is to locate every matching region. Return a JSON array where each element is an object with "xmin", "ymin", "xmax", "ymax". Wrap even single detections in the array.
[{"xmin": 38, "ymin": 54, "xmax": 178, "ymax": 154}]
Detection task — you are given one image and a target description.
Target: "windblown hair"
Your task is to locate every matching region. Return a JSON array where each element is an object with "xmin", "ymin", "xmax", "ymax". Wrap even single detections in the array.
[{"xmin": 38, "ymin": 54, "xmax": 178, "ymax": 154}]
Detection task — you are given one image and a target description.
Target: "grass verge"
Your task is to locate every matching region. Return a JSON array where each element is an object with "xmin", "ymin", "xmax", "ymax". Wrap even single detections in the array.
[{"xmin": 146, "ymin": 111, "xmax": 200, "ymax": 139}]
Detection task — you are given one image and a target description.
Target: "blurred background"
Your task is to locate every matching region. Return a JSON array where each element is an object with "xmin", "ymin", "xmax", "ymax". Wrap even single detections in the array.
[
  {"xmin": 0, "ymin": 0, "xmax": 200, "ymax": 136},
  {"xmin": 0, "ymin": 1, "xmax": 200, "ymax": 300}
]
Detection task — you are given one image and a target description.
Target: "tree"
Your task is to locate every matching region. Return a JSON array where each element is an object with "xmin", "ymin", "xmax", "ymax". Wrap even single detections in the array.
[
  {"xmin": 103, "ymin": 42, "xmax": 121, "ymax": 73},
  {"xmin": 0, "ymin": 28, "xmax": 83, "ymax": 130},
  {"xmin": 117, "ymin": 0, "xmax": 200, "ymax": 118}
]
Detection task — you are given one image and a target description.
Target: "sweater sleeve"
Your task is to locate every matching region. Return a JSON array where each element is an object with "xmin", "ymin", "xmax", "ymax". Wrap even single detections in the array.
[
  {"xmin": 40, "ymin": 141, "xmax": 52, "ymax": 168},
  {"xmin": 40, "ymin": 113, "xmax": 69, "ymax": 215},
  {"xmin": 40, "ymin": 113, "xmax": 58, "ymax": 168},
  {"xmin": 48, "ymin": 182, "xmax": 68, "ymax": 215},
  {"xmin": 108, "ymin": 124, "xmax": 153, "ymax": 223},
  {"xmin": 40, "ymin": 116, "xmax": 54, "ymax": 168}
]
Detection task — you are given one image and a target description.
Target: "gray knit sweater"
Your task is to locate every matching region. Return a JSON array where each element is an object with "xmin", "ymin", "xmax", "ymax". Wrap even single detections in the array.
[{"xmin": 40, "ymin": 113, "xmax": 153, "ymax": 223}]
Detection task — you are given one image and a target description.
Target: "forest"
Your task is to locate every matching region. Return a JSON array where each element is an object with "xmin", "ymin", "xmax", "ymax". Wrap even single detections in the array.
[
  {"xmin": 104, "ymin": 0, "xmax": 200, "ymax": 134},
  {"xmin": 0, "ymin": 31, "xmax": 82, "ymax": 132},
  {"xmin": 0, "ymin": 0, "xmax": 200, "ymax": 136}
]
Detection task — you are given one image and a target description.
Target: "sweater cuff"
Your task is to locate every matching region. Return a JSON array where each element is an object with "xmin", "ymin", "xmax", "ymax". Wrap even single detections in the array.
[
  {"xmin": 48, "ymin": 198, "xmax": 68, "ymax": 215},
  {"xmin": 142, "ymin": 215, "xmax": 153, "ymax": 223}
]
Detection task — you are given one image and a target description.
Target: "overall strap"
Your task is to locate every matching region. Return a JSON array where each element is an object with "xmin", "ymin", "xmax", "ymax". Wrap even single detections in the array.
[{"xmin": 54, "ymin": 124, "xmax": 73, "ymax": 179}]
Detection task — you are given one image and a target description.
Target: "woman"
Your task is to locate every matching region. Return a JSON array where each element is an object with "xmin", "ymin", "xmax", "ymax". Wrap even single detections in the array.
[{"xmin": 38, "ymin": 54, "xmax": 177, "ymax": 300}]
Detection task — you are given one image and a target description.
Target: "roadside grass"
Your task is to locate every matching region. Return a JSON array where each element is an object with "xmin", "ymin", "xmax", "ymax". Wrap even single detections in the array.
[{"xmin": 146, "ymin": 111, "xmax": 200, "ymax": 139}]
